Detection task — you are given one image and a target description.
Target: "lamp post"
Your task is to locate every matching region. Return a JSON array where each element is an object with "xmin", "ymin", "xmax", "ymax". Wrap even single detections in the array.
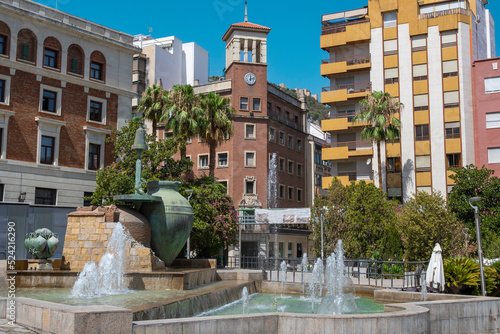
[{"xmin": 469, "ymin": 196, "xmax": 486, "ymax": 297}]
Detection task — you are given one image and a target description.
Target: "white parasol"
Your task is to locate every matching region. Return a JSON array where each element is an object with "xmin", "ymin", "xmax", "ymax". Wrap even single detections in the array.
[{"xmin": 426, "ymin": 243, "xmax": 445, "ymax": 292}]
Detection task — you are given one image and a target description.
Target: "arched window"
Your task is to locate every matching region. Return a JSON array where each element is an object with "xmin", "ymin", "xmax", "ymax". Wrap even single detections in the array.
[
  {"xmin": 43, "ymin": 37, "xmax": 61, "ymax": 69},
  {"xmin": 90, "ymin": 50, "xmax": 105, "ymax": 82},
  {"xmin": 67, "ymin": 44, "xmax": 84, "ymax": 75},
  {"xmin": 0, "ymin": 21, "xmax": 11, "ymax": 57},
  {"xmin": 17, "ymin": 29, "xmax": 37, "ymax": 63}
]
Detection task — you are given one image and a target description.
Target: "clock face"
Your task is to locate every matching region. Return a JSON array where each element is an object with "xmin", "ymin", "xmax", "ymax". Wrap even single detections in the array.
[{"xmin": 244, "ymin": 73, "xmax": 257, "ymax": 86}]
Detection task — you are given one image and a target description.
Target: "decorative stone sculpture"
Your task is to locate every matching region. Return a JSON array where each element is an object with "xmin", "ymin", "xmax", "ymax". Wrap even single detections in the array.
[{"xmin": 24, "ymin": 228, "xmax": 59, "ymax": 259}]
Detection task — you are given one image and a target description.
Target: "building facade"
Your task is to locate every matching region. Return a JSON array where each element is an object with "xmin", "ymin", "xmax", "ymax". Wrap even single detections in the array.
[
  {"xmin": 0, "ymin": 0, "xmax": 137, "ymax": 206},
  {"xmin": 320, "ymin": 0, "xmax": 494, "ymax": 202},
  {"xmin": 473, "ymin": 57, "xmax": 500, "ymax": 175},
  {"xmin": 305, "ymin": 120, "xmax": 331, "ymax": 207}
]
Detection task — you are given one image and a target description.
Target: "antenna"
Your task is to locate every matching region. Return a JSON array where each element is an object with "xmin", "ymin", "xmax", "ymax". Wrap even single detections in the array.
[{"xmin": 244, "ymin": 1, "xmax": 248, "ymax": 22}]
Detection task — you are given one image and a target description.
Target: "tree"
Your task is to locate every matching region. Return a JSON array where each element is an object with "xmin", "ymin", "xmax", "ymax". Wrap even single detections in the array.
[
  {"xmin": 136, "ymin": 84, "xmax": 168, "ymax": 136},
  {"xmin": 162, "ymin": 84, "xmax": 203, "ymax": 159},
  {"xmin": 199, "ymin": 92, "xmax": 235, "ymax": 176},
  {"xmin": 353, "ymin": 91, "xmax": 402, "ymax": 188},
  {"xmin": 396, "ymin": 191, "xmax": 467, "ymax": 261},
  {"xmin": 448, "ymin": 165, "xmax": 500, "ymax": 258},
  {"xmin": 180, "ymin": 176, "xmax": 238, "ymax": 259},
  {"xmin": 91, "ymin": 116, "xmax": 192, "ymax": 205}
]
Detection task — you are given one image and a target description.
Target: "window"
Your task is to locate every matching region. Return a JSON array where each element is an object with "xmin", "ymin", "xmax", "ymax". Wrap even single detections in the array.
[
  {"xmin": 297, "ymin": 163, "xmax": 302, "ymax": 176},
  {"xmin": 297, "ymin": 139, "xmax": 302, "ymax": 151},
  {"xmin": 42, "ymin": 90, "xmax": 57, "ymax": 113},
  {"xmin": 0, "ymin": 79, "xmax": 4, "ymax": 103},
  {"xmin": 88, "ymin": 144, "xmax": 100, "ymax": 170},
  {"xmin": 385, "ymin": 68, "xmax": 398, "ymax": 84},
  {"xmin": 288, "ymin": 135, "xmax": 293, "ymax": 148},
  {"xmin": 17, "ymin": 29, "xmax": 36, "ymax": 62},
  {"xmin": 0, "ymin": 183, "xmax": 3, "ymax": 201},
  {"xmin": 68, "ymin": 44, "xmax": 84, "ymax": 75},
  {"xmin": 218, "ymin": 152, "xmax": 228, "ymax": 167},
  {"xmin": 0, "ymin": 35, "xmax": 7, "ymax": 55},
  {"xmin": 240, "ymin": 97, "xmax": 248, "ymax": 110},
  {"xmin": 415, "ymin": 124, "xmax": 429, "ymax": 141},
  {"xmin": 297, "ymin": 189, "xmax": 302, "ymax": 202},
  {"xmin": 414, "ymin": 94, "xmax": 429, "ymax": 111},
  {"xmin": 245, "ymin": 152, "xmax": 256, "ymax": 167},
  {"xmin": 267, "ymin": 102, "xmax": 272, "ymax": 111},
  {"xmin": 488, "ymin": 148, "xmax": 500, "ymax": 164},
  {"xmin": 253, "ymin": 98, "xmax": 261, "ymax": 111},
  {"xmin": 417, "ymin": 186, "xmax": 432, "ymax": 194},
  {"xmin": 83, "ymin": 192, "xmax": 93, "ymax": 206},
  {"xmin": 245, "ymin": 124, "xmax": 255, "ymax": 138},
  {"xmin": 43, "ymin": 49, "xmax": 58, "ymax": 68},
  {"xmin": 412, "ymin": 35, "xmax": 427, "ymax": 52},
  {"xmin": 383, "ymin": 11, "xmax": 397, "ymax": 28},
  {"xmin": 447, "ymin": 153, "xmax": 461, "ymax": 168},
  {"xmin": 279, "ymin": 131, "xmax": 285, "ymax": 145},
  {"xmin": 415, "ymin": 155, "xmax": 431, "ymax": 172},
  {"xmin": 288, "ymin": 160, "xmax": 294, "ymax": 174},
  {"xmin": 199, "ymin": 154, "xmax": 208, "ymax": 169},
  {"xmin": 89, "ymin": 101, "xmax": 103, "ymax": 122},
  {"xmin": 413, "ymin": 64, "xmax": 427, "ymax": 81},
  {"xmin": 485, "ymin": 77, "xmax": 500, "ymax": 94},
  {"xmin": 279, "ymin": 184, "xmax": 285, "ymax": 198},
  {"xmin": 486, "ymin": 113, "xmax": 500, "ymax": 129},
  {"xmin": 246, "ymin": 180, "xmax": 255, "ymax": 194},
  {"xmin": 384, "ymin": 39, "xmax": 398, "ymax": 56},
  {"xmin": 314, "ymin": 144, "xmax": 322, "ymax": 164},
  {"xmin": 276, "ymin": 106, "xmax": 281, "ymax": 114},
  {"xmin": 445, "ymin": 122, "xmax": 460, "ymax": 139},
  {"xmin": 444, "ymin": 91, "xmax": 459, "ymax": 108},
  {"xmin": 40, "ymin": 136, "xmax": 55, "ymax": 164},
  {"xmin": 443, "ymin": 60, "xmax": 458, "ymax": 78},
  {"xmin": 387, "ymin": 157, "xmax": 402, "ymax": 173},
  {"xmin": 288, "ymin": 187, "xmax": 294, "ymax": 200},
  {"xmin": 279, "ymin": 158, "xmax": 285, "ymax": 172},
  {"xmin": 441, "ymin": 30, "xmax": 457, "ymax": 48},
  {"xmin": 218, "ymin": 181, "xmax": 228, "ymax": 194},
  {"xmin": 90, "ymin": 61, "xmax": 103, "ymax": 80},
  {"xmin": 269, "ymin": 127, "xmax": 276, "ymax": 142},
  {"xmin": 35, "ymin": 188, "xmax": 56, "ymax": 205},
  {"xmin": 315, "ymin": 174, "xmax": 322, "ymax": 186}
]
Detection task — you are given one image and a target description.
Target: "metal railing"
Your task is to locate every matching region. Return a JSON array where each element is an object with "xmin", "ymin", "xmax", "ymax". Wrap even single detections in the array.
[
  {"xmin": 323, "ymin": 111, "xmax": 357, "ymax": 120},
  {"xmin": 322, "ymin": 82, "xmax": 371, "ymax": 93},
  {"xmin": 322, "ymin": 53, "xmax": 371, "ymax": 65},
  {"xmin": 327, "ymin": 170, "xmax": 373, "ymax": 181},
  {"xmin": 321, "ymin": 18, "xmax": 370, "ymax": 35},
  {"xmin": 323, "ymin": 140, "xmax": 372, "ymax": 151},
  {"xmin": 226, "ymin": 257, "xmax": 428, "ymax": 289},
  {"xmin": 418, "ymin": 7, "xmax": 469, "ymax": 20}
]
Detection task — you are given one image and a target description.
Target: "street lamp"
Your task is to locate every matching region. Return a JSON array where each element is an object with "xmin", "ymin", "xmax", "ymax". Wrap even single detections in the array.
[{"xmin": 469, "ymin": 196, "xmax": 486, "ymax": 297}]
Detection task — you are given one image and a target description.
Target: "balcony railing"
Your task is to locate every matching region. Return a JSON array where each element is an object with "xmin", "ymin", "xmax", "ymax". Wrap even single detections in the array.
[
  {"xmin": 322, "ymin": 82, "xmax": 371, "ymax": 93},
  {"xmin": 328, "ymin": 169, "xmax": 373, "ymax": 181},
  {"xmin": 418, "ymin": 7, "xmax": 469, "ymax": 20},
  {"xmin": 323, "ymin": 111, "xmax": 357, "ymax": 120},
  {"xmin": 322, "ymin": 53, "xmax": 371, "ymax": 65},
  {"xmin": 324, "ymin": 140, "xmax": 372, "ymax": 151},
  {"xmin": 268, "ymin": 110, "xmax": 302, "ymax": 131},
  {"xmin": 321, "ymin": 18, "xmax": 370, "ymax": 36}
]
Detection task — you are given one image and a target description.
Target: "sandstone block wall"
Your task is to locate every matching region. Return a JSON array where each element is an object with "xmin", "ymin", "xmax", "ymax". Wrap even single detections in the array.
[{"xmin": 62, "ymin": 206, "xmax": 163, "ymax": 272}]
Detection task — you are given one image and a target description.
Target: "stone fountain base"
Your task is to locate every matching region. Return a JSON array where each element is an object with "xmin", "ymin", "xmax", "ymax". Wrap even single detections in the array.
[{"xmin": 27, "ymin": 259, "xmax": 53, "ymax": 271}]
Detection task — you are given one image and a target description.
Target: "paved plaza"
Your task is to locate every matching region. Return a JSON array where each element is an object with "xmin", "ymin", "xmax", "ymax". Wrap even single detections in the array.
[{"xmin": 0, "ymin": 320, "xmax": 34, "ymax": 334}]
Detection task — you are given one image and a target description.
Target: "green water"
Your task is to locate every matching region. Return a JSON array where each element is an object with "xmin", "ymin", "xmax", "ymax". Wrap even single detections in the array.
[{"xmin": 197, "ymin": 293, "xmax": 385, "ymax": 316}]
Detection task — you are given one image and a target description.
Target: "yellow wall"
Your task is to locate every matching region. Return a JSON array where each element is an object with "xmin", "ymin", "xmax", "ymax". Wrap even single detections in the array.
[
  {"xmin": 445, "ymin": 138, "xmax": 461, "ymax": 154},
  {"xmin": 447, "ymin": 171, "xmax": 456, "ymax": 185},
  {"xmin": 444, "ymin": 108, "xmax": 460, "ymax": 122},
  {"xmin": 443, "ymin": 76, "xmax": 459, "ymax": 92},
  {"xmin": 320, "ymin": 22, "xmax": 371, "ymax": 49},
  {"xmin": 414, "ymin": 111, "xmax": 429, "ymax": 125},
  {"xmin": 387, "ymin": 173, "xmax": 402, "ymax": 187},
  {"xmin": 321, "ymin": 62, "xmax": 347, "ymax": 76},
  {"xmin": 323, "ymin": 147, "xmax": 349, "ymax": 160},
  {"xmin": 413, "ymin": 80, "xmax": 428, "ymax": 95},
  {"xmin": 384, "ymin": 27, "xmax": 398, "ymax": 40},
  {"xmin": 415, "ymin": 141, "xmax": 431, "ymax": 155},
  {"xmin": 386, "ymin": 143, "xmax": 401, "ymax": 157},
  {"xmin": 412, "ymin": 51, "xmax": 427, "ymax": 65},
  {"xmin": 384, "ymin": 55, "xmax": 398, "ymax": 68},
  {"xmin": 442, "ymin": 47, "xmax": 458, "ymax": 61},
  {"xmin": 322, "ymin": 118, "xmax": 348, "ymax": 131},
  {"xmin": 416, "ymin": 172, "xmax": 432, "ymax": 187},
  {"xmin": 385, "ymin": 83, "xmax": 399, "ymax": 97},
  {"xmin": 321, "ymin": 90, "xmax": 347, "ymax": 104}
]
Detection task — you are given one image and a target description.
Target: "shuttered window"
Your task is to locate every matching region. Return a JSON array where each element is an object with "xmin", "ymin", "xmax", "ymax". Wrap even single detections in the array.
[
  {"xmin": 412, "ymin": 35, "xmax": 427, "ymax": 52},
  {"xmin": 443, "ymin": 60, "xmax": 458, "ymax": 77},
  {"xmin": 385, "ymin": 68, "xmax": 399, "ymax": 84},
  {"xmin": 414, "ymin": 94, "xmax": 428, "ymax": 110},
  {"xmin": 486, "ymin": 113, "xmax": 500, "ymax": 129},
  {"xmin": 384, "ymin": 39, "xmax": 398, "ymax": 56},
  {"xmin": 413, "ymin": 64, "xmax": 427, "ymax": 81},
  {"xmin": 442, "ymin": 31, "xmax": 457, "ymax": 48},
  {"xmin": 485, "ymin": 77, "xmax": 500, "ymax": 94},
  {"xmin": 416, "ymin": 155, "xmax": 431, "ymax": 172},
  {"xmin": 383, "ymin": 12, "xmax": 397, "ymax": 28},
  {"xmin": 444, "ymin": 91, "xmax": 459, "ymax": 108}
]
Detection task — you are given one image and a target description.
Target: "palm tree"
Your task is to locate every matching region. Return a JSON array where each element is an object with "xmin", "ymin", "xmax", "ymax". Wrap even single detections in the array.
[
  {"xmin": 137, "ymin": 84, "xmax": 168, "ymax": 137},
  {"xmin": 161, "ymin": 84, "xmax": 203, "ymax": 159},
  {"xmin": 199, "ymin": 92, "xmax": 235, "ymax": 177},
  {"xmin": 353, "ymin": 91, "xmax": 403, "ymax": 189}
]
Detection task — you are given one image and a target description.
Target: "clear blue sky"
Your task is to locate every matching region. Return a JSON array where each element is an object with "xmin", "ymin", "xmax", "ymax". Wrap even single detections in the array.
[{"xmin": 34, "ymin": 0, "xmax": 500, "ymax": 96}]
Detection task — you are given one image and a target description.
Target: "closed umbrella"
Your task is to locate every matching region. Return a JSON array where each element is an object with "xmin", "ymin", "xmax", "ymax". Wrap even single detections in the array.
[{"xmin": 426, "ymin": 243, "xmax": 445, "ymax": 292}]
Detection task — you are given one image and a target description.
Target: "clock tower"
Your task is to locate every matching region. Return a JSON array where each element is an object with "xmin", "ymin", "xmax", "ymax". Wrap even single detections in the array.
[{"xmin": 222, "ymin": 2, "xmax": 270, "ymax": 116}]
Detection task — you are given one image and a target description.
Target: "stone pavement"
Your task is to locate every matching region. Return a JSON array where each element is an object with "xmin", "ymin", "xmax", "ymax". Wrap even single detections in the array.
[{"xmin": 0, "ymin": 319, "xmax": 34, "ymax": 334}]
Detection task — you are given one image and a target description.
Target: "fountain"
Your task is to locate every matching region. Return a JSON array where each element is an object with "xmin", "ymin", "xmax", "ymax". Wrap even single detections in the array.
[
  {"xmin": 301, "ymin": 253, "xmax": 308, "ymax": 295},
  {"xmin": 242, "ymin": 286, "xmax": 249, "ymax": 314},
  {"xmin": 279, "ymin": 260, "xmax": 287, "ymax": 297},
  {"xmin": 307, "ymin": 257, "xmax": 323, "ymax": 312}
]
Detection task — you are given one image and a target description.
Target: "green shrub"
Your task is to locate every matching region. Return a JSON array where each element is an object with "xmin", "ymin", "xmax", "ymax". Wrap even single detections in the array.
[{"xmin": 444, "ymin": 258, "xmax": 480, "ymax": 295}]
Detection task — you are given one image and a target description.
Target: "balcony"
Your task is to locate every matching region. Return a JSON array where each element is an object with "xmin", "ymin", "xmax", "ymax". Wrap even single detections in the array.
[
  {"xmin": 321, "ymin": 54, "xmax": 371, "ymax": 76},
  {"xmin": 268, "ymin": 110, "xmax": 302, "ymax": 131},
  {"xmin": 322, "ymin": 169, "xmax": 373, "ymax": 188},
  {"xmin": 321, "ymin": 8, "xmax": 370, "ymax": 48},
  {"xmin": 322, "ymin": 141, "xmax": 373, "ymax": 160},
  {"xmin": 418, "ymin": 7, "xmax": 469, "ymax": 20},
  {"xmin": 321, "ymin": 111, "xmax": 371, "ymax": 132},
  {"xmin": 322, "ymin": 82, "xmax": 371, "ymax": 104}
]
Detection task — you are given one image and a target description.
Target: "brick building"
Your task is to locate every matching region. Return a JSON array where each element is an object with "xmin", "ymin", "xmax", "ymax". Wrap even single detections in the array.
[
  {"xmin": 161, "ymin": 12, "xmax": 312, "ymax": 263},
  {"xmin": 0, "ymin": 0, "xmax": 137, "ymax": 206}
]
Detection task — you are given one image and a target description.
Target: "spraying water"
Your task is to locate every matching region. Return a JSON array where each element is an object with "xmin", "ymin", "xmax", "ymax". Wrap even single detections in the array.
[
  {"xmin": 421, "ymin": 278, "xmax": 427, "ymax": 301},
  {"xmin": 308, "ymin": 257, "xmax": 324, "ymax": 312},
  {"xmin": 242, "ymin": 287, "xmax": 249, "ymax": 314},
  {"xmin": 280, "ymin": 260, "xmax": 287, "ymax": 297},
  {"xmin": 71, "ymin": 222, "xmax": 128, "ymax": 297},
  {"xmin": 267, "ymin": 153, "xmax": 278, "ymax": 209},
  {"xmin": 301, "ymin": 253, "xmax": 308, "ymax": 296}
]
